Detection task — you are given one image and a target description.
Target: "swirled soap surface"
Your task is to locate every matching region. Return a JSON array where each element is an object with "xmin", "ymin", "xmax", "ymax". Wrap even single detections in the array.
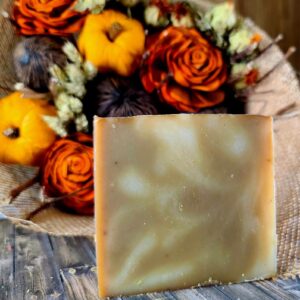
[{"xmin": 94, "ymin": 114, "xmax": 276, "ymax": 298}]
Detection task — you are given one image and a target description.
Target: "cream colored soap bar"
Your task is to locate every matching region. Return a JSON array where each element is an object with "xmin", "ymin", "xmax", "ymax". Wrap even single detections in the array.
[{"xmin": 94, "ymin": 114, "xmax": 276, "ymax": 298}]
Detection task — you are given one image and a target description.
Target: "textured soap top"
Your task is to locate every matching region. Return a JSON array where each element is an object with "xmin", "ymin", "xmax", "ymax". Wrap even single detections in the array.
[{"xmin": 94, "ymin": 114, "xmax": 277, "ymax": 298}]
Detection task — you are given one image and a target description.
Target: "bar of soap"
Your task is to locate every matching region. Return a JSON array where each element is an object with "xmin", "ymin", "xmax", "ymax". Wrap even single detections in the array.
[{"xmin": 94, "ymin": 114, "xmax": 277, "ymax": 298}]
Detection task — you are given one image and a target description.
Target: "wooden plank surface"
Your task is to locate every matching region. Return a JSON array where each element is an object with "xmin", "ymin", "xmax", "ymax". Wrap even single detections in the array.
[
  {"xmin": 12, "ymin": 226, "xmax": 64, "ymax": 300},
  {"xmin": 0, "ymin": 216, "xmax": 299, "ymax": 300},
  {"xmin": 0, "ymin": 214, "xmax": 14, "ymax": 300}
]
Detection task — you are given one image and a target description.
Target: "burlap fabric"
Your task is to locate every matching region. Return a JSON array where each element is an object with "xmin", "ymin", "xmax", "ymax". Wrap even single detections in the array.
[{"xmin": 0, "ymin": 0, "xmax": 299, "ymax": 278}]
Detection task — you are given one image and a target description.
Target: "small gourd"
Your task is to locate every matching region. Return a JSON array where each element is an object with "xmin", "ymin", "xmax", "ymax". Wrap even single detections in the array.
[
  {"xmin": 78, "ymin": 10, "xmax": 145, "ymax": 77},
  {"xmin": 0, "ymin": 92, "xmax": 57, "ymax": 166}
]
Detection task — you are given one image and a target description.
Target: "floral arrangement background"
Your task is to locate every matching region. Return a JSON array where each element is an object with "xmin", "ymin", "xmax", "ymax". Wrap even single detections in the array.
[{"xmin": 0, "ymin": 0, "xmax": 297, "ymax": 220}]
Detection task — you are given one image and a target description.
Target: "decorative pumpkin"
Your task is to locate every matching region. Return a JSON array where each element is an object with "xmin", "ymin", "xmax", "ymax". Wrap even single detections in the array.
[
  {"xmin": 0, "ymin": 92, "xmax": 57, "ymax": 166},
  {"xmin": 78, "ymin": 10, "xmax": 145, "ymax": 77},
  {"xmin": 13, "ymin": 0, "xmax": 86, "ymax": 36},
  {"xmin": 41, "ymin": 133, "xmax": 94, "ymax": 215}
]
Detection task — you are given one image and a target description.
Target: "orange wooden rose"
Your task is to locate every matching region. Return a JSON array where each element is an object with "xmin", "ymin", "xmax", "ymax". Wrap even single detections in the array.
[
  {"xmin": 141, "ymin": 27, "xmax": 228, "ymax": 112},
  {"xmin": 13, "ymin": 0, "xmax": 86, "ymax": 36},
  {"xmin": 41, "ymin": 133, "xmax": 94, "ymax": 215}
]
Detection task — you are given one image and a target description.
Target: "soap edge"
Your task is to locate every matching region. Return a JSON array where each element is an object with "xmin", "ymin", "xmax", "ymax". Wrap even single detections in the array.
[
  {"xmin": 270, "ymin": 117, "xmax": 278, "ymax": 275},
  {"xmin": 94, "ymin": 117, "xmax": 107, "ymax": 298},
  {"xmin": 93, "ymin": 114, "xmax": 272, "ymax": 122}
]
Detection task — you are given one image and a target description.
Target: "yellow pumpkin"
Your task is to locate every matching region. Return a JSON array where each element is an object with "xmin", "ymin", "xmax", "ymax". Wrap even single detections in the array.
[
  {"xmin": 0, "ymin": 92, "xmax": 57, "ymax": 166},
  {"xmin": 78, "ymin": 10, "xmax": 145, "ymax": 77}
]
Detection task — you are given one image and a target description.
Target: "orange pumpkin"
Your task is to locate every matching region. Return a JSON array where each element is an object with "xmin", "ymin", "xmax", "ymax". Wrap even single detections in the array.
[
  {"xmin": 78, "ymin": 10, "xmax": 145, "ymax": 77},
  {"xmin": 0, "ymin": 92, "xmax": 57, "ymax": 166}
]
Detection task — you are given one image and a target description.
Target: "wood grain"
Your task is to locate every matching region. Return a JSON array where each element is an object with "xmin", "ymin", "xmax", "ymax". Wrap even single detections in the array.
[
  {"xmin": 0, "ymin": 215, "xmax": 14, "ymax": 300},
  {"xmin": 12, "ymin": 226, "xmax": 64, "ymax": 300},
  {"xmin": 60, "ymin": 266, "xmax": 99, "ymax": 300},
  {"xmin": 49, "ymin": 235, "xmax": 96, "ymax": 269}
]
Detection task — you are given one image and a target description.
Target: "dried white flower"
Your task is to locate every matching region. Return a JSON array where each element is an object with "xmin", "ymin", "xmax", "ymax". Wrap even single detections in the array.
[
  {"xmin": 69, "ymin": 96, "xmax": 83, "ymax": 114},
  {"xmin": 203, "ymin": 2, "xmax": 237, "ymax": 36},
  {"xmin": 49, "ymin": 65, "xmax": 68, "ymax": 83},
  {"xmin": 65, "ymin": 64, "xmax": 85, "ymax": 84},
  {"xmin": 43, "ymin": 116, "xmax": 68, "ymax": 137},
  {"xmin": 55, "ymin": 92, "xmax": 70, "ymax": 105},
  {"xmin": 231, "ymin": 63, "xmax": 248, "ymax": 78},
  {"xmin": 63, "ymin": 82, "xmax": 86, "ymax": 98},
  {"xmin": 48, "ymin": 42, "xmax": 98, "ymax": 137},
  {"xmin": 145, "ymin": 5, "xmax": 169, "ymax": 27},
  {"xmin": 171, "ymin": 13, "xmax": 194, "ymax": 28},
  {"xmin": 56, "ymin": 94, "xmax": 82, "ymax": 115},
  {"xmin": 75, "ymin": 114, "xmax": 89, "ymax": 132},
  {"xmin": 75, "ymin": 0, "xmax": 105, "ymax": 14},
  {"xmin": 228, "ymin": 26, "xmax": 256, "ymax": 54},
  {"xmin": 58, "ymin": 109, "xmax": 74, "ymax": 123},
  {"xmin": 83, "ymin": 61, "xmax": 98, "ymax": 80},
  {"xmin": 230, "ymin": 62, "xmax": 258, "ymax": 90},
  {"xmin": 62, "ymin": 42, "xmax": 83, "ymax": 65}
]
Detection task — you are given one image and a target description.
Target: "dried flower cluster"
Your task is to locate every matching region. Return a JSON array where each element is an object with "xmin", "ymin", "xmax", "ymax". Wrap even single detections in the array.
[
  {"xmin": 75, "ymin": 0, "xmax": 106, "ymax": 14},
  {"xmin": 145, "ymin": 0, "xmax": 194, "ymax": 28},
  {"xmin": 44, "ymin": 42, "xmax": 97, "ymax": 137}
]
